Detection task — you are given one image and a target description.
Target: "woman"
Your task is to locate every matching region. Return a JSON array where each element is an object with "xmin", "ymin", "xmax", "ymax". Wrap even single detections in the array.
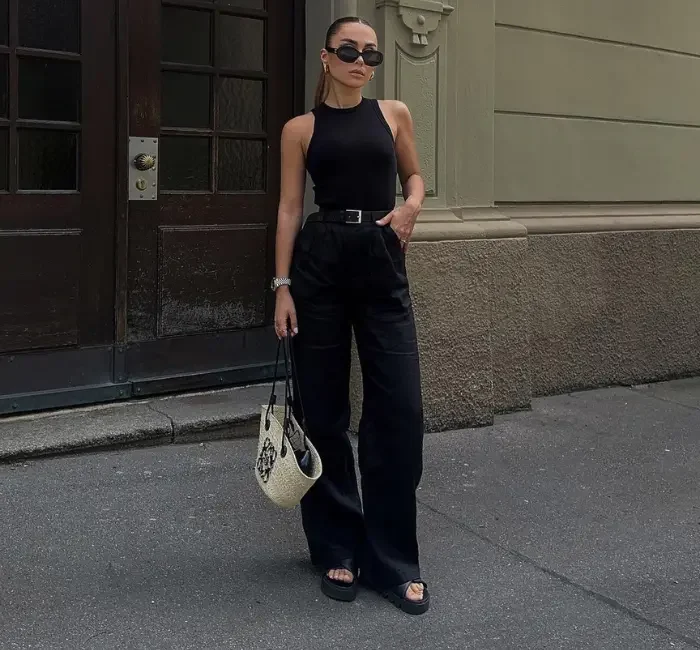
[{"xmin": 272, "ymin": 16, "xmax": 428, "ymax": 615}]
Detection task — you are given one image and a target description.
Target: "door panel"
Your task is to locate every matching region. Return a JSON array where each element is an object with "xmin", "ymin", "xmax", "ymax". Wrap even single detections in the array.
[
  {"xmin": 0, "ymin": 230, "xmax": 80, "ymax": 353},
  {"xmin": 126, "ymin": 0, "xmax": 299, "ymax": 387},
  {"xmin": 0, "ymin": 0, "xmax": 117, "ymax": 411}
]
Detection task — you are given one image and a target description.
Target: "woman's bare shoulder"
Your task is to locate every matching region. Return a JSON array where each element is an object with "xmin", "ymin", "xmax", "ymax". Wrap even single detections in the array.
[
  {"xmin": 376, "ymin": 100, "xmax": 410, "ymax": 140},
  {"xmin": 378, "ymin": 100, "xmax": 411, "ymax": 121},
  {"xmin": 282, "ymin": 112, "xmax": 315, "ymax": 141}
]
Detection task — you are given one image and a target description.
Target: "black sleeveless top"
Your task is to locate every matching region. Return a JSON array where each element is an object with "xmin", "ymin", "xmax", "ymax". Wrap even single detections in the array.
[{"xmin": 306, "ymin": 98, "xmax": 397, "ymax": 211}]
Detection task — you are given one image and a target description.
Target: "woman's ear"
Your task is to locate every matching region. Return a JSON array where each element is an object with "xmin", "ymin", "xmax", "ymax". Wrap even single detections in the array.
[{"xmin": 320, "ymin": 50, "xmax": 330, "ymax": 74}]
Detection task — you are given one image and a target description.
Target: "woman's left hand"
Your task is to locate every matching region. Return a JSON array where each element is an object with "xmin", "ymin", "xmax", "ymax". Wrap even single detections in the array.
[{"xmin": 375, "ymin": 197, "xmax": 421, "ymax": 252}]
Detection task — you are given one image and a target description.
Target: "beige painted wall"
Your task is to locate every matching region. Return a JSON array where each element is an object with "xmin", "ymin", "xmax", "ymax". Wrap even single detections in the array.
[
  {"xmin": 495, "ymin": 115, "xmax": 700, "ymax": 202},
  {"xmin": 496, "ymin": 0, "xmax": 700, "ymax": 55},
  {"xmin": 495, "ymin": 0, "xmax": 700, "ymax": 202}
]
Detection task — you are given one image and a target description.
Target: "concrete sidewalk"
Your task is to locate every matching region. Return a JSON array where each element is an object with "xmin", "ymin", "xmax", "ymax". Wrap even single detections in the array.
[
  {"xmin": 0, "ymin": 383, "xmax": 274, "ymax": 462},
  {"xmin": 1, "ymin": 377, "xmax": 699, "ymax": 649}
]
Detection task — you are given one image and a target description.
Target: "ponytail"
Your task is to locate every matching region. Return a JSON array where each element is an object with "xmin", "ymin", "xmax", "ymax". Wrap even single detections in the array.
[{"xmin": 314, "ymin": 65, "xmax": 329, "ymax": 108}]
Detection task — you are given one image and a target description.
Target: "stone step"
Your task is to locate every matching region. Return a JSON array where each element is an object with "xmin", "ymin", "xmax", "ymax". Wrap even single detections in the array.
[{"xmin": 0, "ymin": 383, "xmax": 276, "ymax": 463}]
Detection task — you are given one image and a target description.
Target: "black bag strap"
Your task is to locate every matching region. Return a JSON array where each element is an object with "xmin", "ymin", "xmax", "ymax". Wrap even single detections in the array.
[
  {"xmin": 286, "ymin": 334, "xmax": 307, "ymax": 431},
  {"xmin": 264, "ymin": 333, "xmax": 307, "ymax": 456},
  {"xmin": 282, "ymin": 335, "xmax": 307, "ymax": 448},
  {"xmin": 264, "ymin": 340, "xmax": 282, "ymax": 428}
]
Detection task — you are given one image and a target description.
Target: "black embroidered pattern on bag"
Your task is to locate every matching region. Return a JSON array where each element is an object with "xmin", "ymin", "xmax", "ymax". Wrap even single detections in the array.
[{"xmin": 256, "ymin": 437, "xmax": 277, "ymax": 483}]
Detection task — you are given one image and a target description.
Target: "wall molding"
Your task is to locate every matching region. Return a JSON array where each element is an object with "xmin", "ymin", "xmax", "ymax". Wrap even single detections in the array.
[
  {"xmin": 411, "ymin": 203, "xmax": 700, "ymax": 241},
  {"xmin": 501, "ymin": 203, "xmax": 700, "ymax": 234},
  {"xmin": 376, "ymin": 0, "xmax": 454, "ymax": 46},
  {"xmin": 413, "ymin": 207, "xmax": 526, "ymax": 241}
]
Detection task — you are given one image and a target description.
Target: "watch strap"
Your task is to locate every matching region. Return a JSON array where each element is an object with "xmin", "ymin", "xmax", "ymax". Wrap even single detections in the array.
[{"xmin": 271, "ymin": 277, "xmax": 291, "ymax": 291}]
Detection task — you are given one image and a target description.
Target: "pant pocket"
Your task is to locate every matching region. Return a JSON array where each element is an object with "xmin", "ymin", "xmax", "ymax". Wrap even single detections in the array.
[
  {"xmin": 382, "ymin": 224, "xmax": 402, "ymax": 248},
  {"xmin": 379, "ymin": 225, "xmax": 406, "ymax": 273}
]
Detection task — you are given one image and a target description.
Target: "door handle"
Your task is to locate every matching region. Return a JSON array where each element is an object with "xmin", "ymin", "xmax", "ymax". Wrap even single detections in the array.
[{"xmin": 133, "ymin": 153, "xmax": 157, "ymax": 171}]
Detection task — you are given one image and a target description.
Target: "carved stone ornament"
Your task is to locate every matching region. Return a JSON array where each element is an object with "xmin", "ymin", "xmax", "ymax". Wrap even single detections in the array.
[{"xmin": 376, "ymin": 0, "xmax": 454, "ymax": 46}]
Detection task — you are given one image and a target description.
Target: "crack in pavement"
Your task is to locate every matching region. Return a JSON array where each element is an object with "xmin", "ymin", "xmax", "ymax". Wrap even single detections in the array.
[
  {"xmin": 84, "ymin": 629, "xmax": 115, "ymax": 645},
  {"xmin": 417, "ymin": 497, "xmax": 700, "ymax": 649},
  {"xmin": 146, "ymin": 402, "xmax": 176, "ymax": 442},
  {"xmin": 628, "ymin": 387, "xmax": 700, "ymax": 413},
  {"xmin": 566, "ymin": 384, "xmax": 700, "ymax": 414}
]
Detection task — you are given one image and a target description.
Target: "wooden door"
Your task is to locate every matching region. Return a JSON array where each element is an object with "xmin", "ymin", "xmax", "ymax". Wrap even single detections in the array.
[
  {"xmin": 0, "ymin": 0, "xmax": 117, "ymax": 413},
  {"xmin": 126, "ymin": 0, "xmax": 302, "ymax": 395}
]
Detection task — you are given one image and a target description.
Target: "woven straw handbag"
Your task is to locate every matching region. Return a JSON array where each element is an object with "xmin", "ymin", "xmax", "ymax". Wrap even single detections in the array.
[{"xmin": 255, "ymin": 335, "xmax": 322, "ymax": 508}]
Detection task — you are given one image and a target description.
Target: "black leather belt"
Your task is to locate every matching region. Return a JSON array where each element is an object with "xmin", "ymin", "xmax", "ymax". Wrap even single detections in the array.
[{"xmin": 306, "ymin": 209, "xmax": 391, "ymax": 225}]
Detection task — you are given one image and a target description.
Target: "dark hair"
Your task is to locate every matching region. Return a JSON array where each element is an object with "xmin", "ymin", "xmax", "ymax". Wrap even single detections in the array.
[{"xmin": 314, "ymin": 16, "xmax": 374, "ymax": 108}]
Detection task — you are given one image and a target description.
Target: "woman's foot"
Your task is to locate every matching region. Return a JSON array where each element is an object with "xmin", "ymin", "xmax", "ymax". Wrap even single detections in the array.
[
  {"xmin": 321, "ymin": 564, "xmax": 358, "ymax": 602},
  {"xmin": 380, "ymin": 580, "xmax": 430, "ymax": 615},
  {"xmin": 405, "ymin": 581, "xmax": 425, "ymax": 601},
  {"xmin": 327, "ymin": 568, "xmax": 354, "ymax": 584}
]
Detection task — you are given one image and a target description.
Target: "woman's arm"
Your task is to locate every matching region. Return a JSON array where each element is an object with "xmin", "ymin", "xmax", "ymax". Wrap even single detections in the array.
[
  {"xmin": 273, "ymin": 115, "xmax": 310, "ymax": 337},
  {"xmin": 395, "ymin": 101, "xmax": 425, "ymax": 207},
  {"xmin": 377, "ymin": 101, "xmax": 424, "ymax": 249},
  {"xmin": 275, "ymin": 116, "xmax": 309, "ymax": 279}
]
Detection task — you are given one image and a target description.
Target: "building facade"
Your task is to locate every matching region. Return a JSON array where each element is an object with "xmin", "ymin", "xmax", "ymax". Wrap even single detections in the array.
[{"xmin": 2, "ymin": 1, "xmax": 699, "ymax": 430}]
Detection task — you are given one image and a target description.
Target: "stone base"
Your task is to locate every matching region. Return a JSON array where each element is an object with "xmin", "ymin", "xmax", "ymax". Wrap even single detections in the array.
[{"xmin": 528, "ymin": 229, "xmax": 700, "ymax": 396}]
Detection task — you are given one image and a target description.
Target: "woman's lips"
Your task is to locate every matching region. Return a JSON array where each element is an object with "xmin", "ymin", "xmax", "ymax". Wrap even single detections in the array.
[{"xmin": 350, "ymin": 70, "xmax": 365, "ymax": 77}]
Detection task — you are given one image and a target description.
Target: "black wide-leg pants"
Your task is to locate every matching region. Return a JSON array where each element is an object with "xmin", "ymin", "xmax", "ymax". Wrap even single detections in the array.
[{"xmin": 290, "ymin": 220, "xmax": 424, "ymax": 589}]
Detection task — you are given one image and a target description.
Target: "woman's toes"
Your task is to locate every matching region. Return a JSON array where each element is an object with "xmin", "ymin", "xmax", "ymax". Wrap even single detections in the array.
[
  {"xmin": 406, "ymin": 582, "xmax": 424, "ymax": 601},
  {"xmin": 327, "ymin": 569, "xmax": 353, "ymax": 583}
]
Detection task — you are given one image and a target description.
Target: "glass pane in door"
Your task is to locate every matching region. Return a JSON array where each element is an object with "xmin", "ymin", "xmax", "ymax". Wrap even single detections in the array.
[
  {"xmin": 0, "ymin": 0, "xmax": 7, "ymax": 46},
  {"xmin": 160, "ymin": 136, "xmax": 211, "ymax": 191},
  {"xmin": 218, "ymin": 78, "xmax": 263, "ymax": 132},
  {"xmin": 162, "ymin": 72, "xmax": 211, "ymax": 128},
  {"xmin": 218, "ymin": 139, "xmax": 264, "ymax": 191},
  {"xmin": 0, "ymin": 129, "xmax": 7, "ymax": 190},
  {"xmin": 217, "ymin": 15, "xmax": 264, "ymax": 70},
  {"xmin": 19, "ymin": 58, "xmax": 81, "ymax": 121},
  {"xmin": 18, "ymin": 130, "xmax": 79, "ymax": 190},
  {"xmin": 162, "ymin": 7, "xmax": 211, "ymax": 65},
  {"xmin": 0, "ymin": 56, "xmax": 7, "ymax": 117},
  {"xmin": 19, "ymin": 0, "xmax": 80, "ymax": 53}
]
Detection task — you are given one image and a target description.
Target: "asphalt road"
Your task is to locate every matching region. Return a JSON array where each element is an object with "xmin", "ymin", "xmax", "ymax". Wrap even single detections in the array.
[{"xmin": 1, "ymin": 379, "xmax": 699, "ymax": 649}]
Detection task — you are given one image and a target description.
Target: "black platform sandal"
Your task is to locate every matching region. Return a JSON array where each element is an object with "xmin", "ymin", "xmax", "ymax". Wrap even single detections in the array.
[
  {"xmin": 320, "ymin": 560, "xmax": 357, "ymax": 602},
  {"xmin": 381, "ymin": 580, "xmax": 430, "ymax": 615}
]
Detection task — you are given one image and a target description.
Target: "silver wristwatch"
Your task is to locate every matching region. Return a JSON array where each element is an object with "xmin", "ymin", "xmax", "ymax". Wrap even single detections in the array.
[{"xmin": 270, "ymin": 277, "xmax": 291, "ymax": 291}]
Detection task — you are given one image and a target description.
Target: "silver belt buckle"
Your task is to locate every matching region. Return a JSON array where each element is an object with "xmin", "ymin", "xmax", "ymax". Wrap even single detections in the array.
[{"xmin": 346, "ymin": 210, "xmax": 362, "ymax": 224}]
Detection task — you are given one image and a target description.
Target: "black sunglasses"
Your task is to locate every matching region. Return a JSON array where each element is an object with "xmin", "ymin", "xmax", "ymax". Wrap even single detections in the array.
[{"xmin": 326, "ymin": 45, "xmax": 384, "ymax": 67}]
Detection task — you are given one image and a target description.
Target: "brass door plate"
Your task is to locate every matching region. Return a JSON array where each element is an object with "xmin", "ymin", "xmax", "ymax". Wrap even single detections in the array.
[{"xmin": 129, "ymin": 137, "xmax": 159, "ymax": 201}]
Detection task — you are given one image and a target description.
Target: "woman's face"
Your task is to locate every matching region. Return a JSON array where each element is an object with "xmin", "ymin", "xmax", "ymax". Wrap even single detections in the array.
[{"xmin": 322, "ymin": 22, "xmax": 380, "ymax": 90}]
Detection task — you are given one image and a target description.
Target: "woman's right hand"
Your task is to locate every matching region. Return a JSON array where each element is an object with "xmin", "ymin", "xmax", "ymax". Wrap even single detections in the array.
[{"xmin": 274, "ymin": 288, "xmax": 298, "ymax": 338}]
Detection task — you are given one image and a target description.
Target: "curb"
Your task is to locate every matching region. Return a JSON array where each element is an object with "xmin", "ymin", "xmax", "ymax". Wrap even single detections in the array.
[{"xmin": 0, "ymin": 384, "xmax": 272, "ymax": 463}]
